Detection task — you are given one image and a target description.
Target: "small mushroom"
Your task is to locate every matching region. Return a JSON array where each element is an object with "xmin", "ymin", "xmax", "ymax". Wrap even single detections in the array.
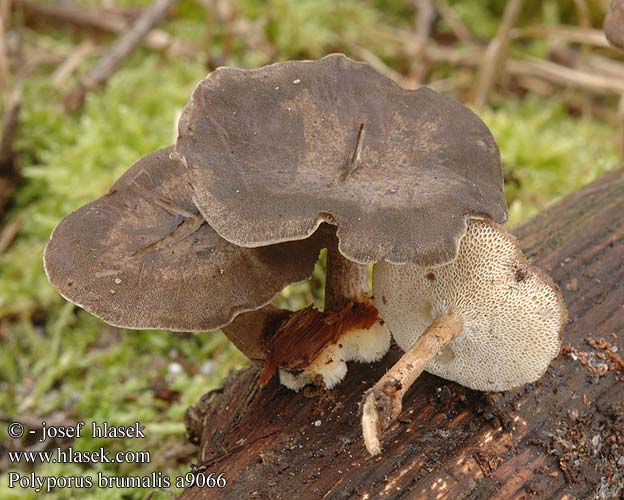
[
  {"xmin": 362, "ymin": 219, "xmax": 567, "ymax": 455},
  {"xmin": 173, "ymin": 54, "xmax": 508, "ymax": 390},
  {"xmin": 605, "ymin": 0, "xmax": 624, "ymax": 50},
  {"xmin": 43, "ymin": 147, "xmax": 325, "ymax": 360},
  {"xmin": 174, "ymin": 54, "xmax": 506, "ymax": 266}
]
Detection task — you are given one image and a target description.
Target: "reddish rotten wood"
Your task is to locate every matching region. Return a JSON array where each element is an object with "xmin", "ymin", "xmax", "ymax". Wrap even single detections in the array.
[
  {"xmin": 260, "ymin": 301, "xmax": 379, "ymax": 386},
  {"xmin": 183, "ymin": 169, "xmax": 624, "ymax": 500}
]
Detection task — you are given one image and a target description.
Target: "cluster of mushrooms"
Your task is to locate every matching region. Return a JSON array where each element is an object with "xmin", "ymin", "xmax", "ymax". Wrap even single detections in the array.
[{"xmin": 45, "ymin": 54, "xmax": 566, "ymax": 456}]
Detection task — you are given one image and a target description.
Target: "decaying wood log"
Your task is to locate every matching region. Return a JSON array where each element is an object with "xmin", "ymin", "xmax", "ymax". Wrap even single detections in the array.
[{"xmin": 182, "ymin": 169, "xmax": 624, "ymax": 500}]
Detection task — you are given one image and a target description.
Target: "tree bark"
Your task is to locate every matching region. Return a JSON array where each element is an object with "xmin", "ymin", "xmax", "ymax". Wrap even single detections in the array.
[{"xmin": 182, "ymin": 168, "xmax": 624, "ymax": 500}]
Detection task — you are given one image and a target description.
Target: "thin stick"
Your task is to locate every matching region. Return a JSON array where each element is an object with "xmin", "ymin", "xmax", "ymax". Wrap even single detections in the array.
[
  {"xmin": 508, "ymin": 57, "xmax": 624, "ymax": 95},
  {"xmin": 15, "ymin": 0, "xmax": 129, "ymax": 32},
  {"xmin": 0, "ymin": 5, "xmax": 9, "ymax": 95},
  {"xmin": 0, "ymin": 213, "xmax": 21, "ymax": 254},
  {"xmin": 362, "ymin": 314, "xmax": 463, "ymax": 455},
  {"xmin": 63, "ymin": 0, "xmax": 179, "ymax": 112},
  {"xmin": 0, "ymin": 0, "xmax": 10, "ymax": 18},
  {"xmin": 572, "ymin": 0, "xmax": 592, "ymax": 120},
  {"xmin": 472, "ymin": 0, "xmax": 524, "ymax": 108},
  {"xmin": 0, "ymin": 83, "xmax": 20, "ymax": 214},
  {"xmin": 17, "ymin": 0, "xmax": 195, "ymax": 59},
  {"xmin": 0, "ymin": 83, "xmax": 20, "ymax": 165},
  {"xmin": 515, "ymin": 75, "xmax": 618, "ymax": 124},
  {"xmin": 348, "ymin": 44, "xmax": 408, "ymax": 88},
  {"xmin": 582, "ymin": 54, "xmax": 624, "ymax": 79},
  {"xmin": 434, "ymin": 0, "xmax": 479, "ymax": 44},
  {"xmin": 618, "ymin": 95, "xmax": 624, "ymax": 159},
  {"xmin": 424, "ymin": 44, "xmax": 483, "ymax": 65},
  {"xmin": 408, "ymin": 0, "xmax": 436, "ymax": 84},
  {"xmin": 216, "ymin": 0, "xmax": 236, "ymax": 64},
  {"xmin": 424, "ymin": 44, "xmax": 624, "ymax": 96},
  {"xmin": 51, "ymin": 41, "xmax": 94, "ymax": 91},
  {"xmin": 511, "ymin": 25, "xmax": 610, "ymax": 47}
]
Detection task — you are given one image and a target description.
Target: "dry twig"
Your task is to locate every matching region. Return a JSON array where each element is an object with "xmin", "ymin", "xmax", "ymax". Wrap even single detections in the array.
[
  {"xmin": 0, "ymin": 83, "xmax": 19, "ymax": 165},
  {"xmin": 434, "ymin": 0, "xmax": 480, "ymax": 44},
  {"xmin": 17, "ymin": 0, "xmax": 195, "ymax": 59},
  {"xmin": 572, "ymin": 0, "xmax": 592, "ymax": 118},
  {"xmin": 51, "ymin": 41, "xmax": 95, "ymax": 91},
  {"xmin": 424, "ymin": 44, "xmax": 624, "ymax": 96},
  {"xmin": 348, "ymin": 44, "xmax": 408, "ymax": 88},
  {"xmin": 407, "ymin": 0, "xmax": 436, "ymax": 83},
  {"xmin": 473, "ymin": 0, "xmax": 524, "ymax": 108},
  {"xmin": 0, "ymin": 212, "xmax": 20, "ymax": 253},
  {"xmin": 0, "ymin": 1, "xmax": 10, "ymax": 95},
  {"xmin": 508, "ymin": 57, "xmax": 624, "ymax": 96},
  {"xmin": 582, "ymin": 53, "xmax": 624, "ymax": 79},
  {"xmin": 15, "ymin": 0, "xmax": 129, "ymax": 32},
  {"xmin": 511, "ymin": 25, "xmax": 610, "ymax": 47},
  {"xmin": 63, "ymin": 0, "xmax": 180, "ymax": 112},
  {"xmin": 619, "ymin": 96, "xmax": 624, "ymax": 158},
  {"xmin": 0, "ymin": 83, "xmax": 20, "ymax": 215}
]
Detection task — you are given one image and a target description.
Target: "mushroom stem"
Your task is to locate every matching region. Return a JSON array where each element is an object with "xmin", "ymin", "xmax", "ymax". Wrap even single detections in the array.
[
  {"xmin": 361, "ymin": 314, "xmax": 463, "ymax": 455},
  {"xmin": 324, "ymin": 242, "xmax": 369, "ymax": 311},
  {"xmin": 222, "ymin": 305, "xmax": 290, "ymax": 361}
]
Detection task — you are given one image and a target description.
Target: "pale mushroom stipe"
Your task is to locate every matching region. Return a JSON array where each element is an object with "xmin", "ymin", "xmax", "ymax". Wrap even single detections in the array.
[{"xmin": 44, "ymin": 54, "xmax": 567, "ymax": 457}]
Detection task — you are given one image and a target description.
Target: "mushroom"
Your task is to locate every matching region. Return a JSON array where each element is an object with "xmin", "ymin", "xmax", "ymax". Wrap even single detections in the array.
[
  {"xmin": 173, "ymin": 53, "xmax": 508, "ymax": 390},
  {"xmin": 260, "ymin": 300, "xmax": 389, "ymax": 391},
  {"xmin": 43, "ymin": 146, "xmax": 325, "ymax": 360},
  {"xmin": 605, "ymin": 0, "xmax": 624, "ymax": 50},
  {"xmin": 361, "ymin": 219, "xmax": 567, "ymax": 455},
  {"xmin": 44, "ymin": 145, "xmax": 393, "ymax": 389}
]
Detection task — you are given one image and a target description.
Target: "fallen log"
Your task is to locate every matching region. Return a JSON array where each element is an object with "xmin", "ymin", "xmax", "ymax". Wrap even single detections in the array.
[{"xmin": 182, "ymin": 168, "xmax": 624, "ymax": 500}]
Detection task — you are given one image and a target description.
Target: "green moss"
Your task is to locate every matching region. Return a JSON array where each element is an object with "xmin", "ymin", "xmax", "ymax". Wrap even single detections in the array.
[
  {"xmin": 0, "ymin": 55, "xmax": 206, "ymax": 315},
  {"xmin": 481, "ymin": 96, "xmax": 619, "ymax": 225}
]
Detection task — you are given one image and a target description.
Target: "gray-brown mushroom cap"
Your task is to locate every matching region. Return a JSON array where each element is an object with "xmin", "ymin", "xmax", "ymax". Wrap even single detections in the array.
[
  {"xmin": 605, "ymin": 0, "xmax": 624, "ymax": 49},
  {"xmin": 174, "ymin": 53, "xmax": 507, "ymax": 266},
  {"xmin": 43, "ymin": 147, "xmax": 324, "ymax": 332}
]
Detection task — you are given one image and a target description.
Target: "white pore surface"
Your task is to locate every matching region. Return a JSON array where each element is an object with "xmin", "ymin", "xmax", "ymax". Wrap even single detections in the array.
[
  {"xmin": 373, "ymin": 220, "xmax": 564, "ymax": 392},
  {"xmin": 279, "ymin": 321, "xmax": 390, "ymax": 391}
]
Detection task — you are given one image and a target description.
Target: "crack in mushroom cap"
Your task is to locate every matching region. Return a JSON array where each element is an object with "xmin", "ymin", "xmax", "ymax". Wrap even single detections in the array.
[
  {"xmin": 44, "ymin": 147, "xmax": 324, "ymax": 333},
  {"xmin": 373, "ymin": 219, "xmax": 567, "ymax": 392},
  {"xmin": 605, "ymin": 0, "xmax": 624, "ymax": 50},
  {"xmin": 174, "ymin": 53, "xmax": 507, "ymax": 266}
]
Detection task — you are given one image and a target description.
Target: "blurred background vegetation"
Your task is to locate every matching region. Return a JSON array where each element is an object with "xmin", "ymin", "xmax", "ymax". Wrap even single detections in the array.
[{"xmin": 0, "ymin": 0, "xmax": 622, "ymax": 498}]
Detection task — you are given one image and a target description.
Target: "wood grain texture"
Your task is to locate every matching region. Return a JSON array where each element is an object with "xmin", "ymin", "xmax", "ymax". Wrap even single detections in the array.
[{"xmin": 182, "ymin": 169, "xmax": 624, "ymax": 500}]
